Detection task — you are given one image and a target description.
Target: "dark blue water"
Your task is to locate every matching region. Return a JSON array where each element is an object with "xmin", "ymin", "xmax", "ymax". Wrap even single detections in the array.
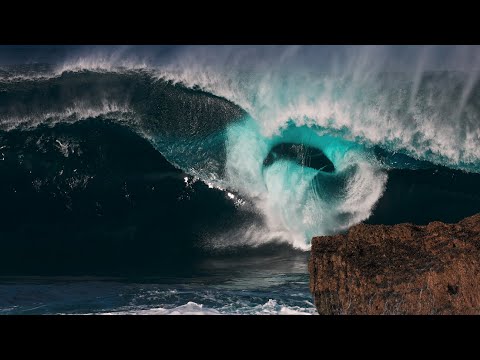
[
  {"xmin": 0, "ymin": 253, "xmax": 314, "ymax": 315},
  {"xmin": 0, "ymin": 112, "xmax": 316, "ymax": 314}
]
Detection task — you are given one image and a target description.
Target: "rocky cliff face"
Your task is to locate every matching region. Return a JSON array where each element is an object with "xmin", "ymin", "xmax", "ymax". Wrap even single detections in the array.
[{"xmin": 309, "ymin": 214, "xmax": 480, "ymax": 315}]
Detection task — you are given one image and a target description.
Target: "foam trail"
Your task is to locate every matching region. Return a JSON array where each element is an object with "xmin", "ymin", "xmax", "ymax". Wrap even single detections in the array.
[
  {"xmin": 98, "ymin": 302, "xmax": 221, "ymax": 315},
  {"xmin": 93, "ymin": 300, "xmax": 316, "ymax": 315}
]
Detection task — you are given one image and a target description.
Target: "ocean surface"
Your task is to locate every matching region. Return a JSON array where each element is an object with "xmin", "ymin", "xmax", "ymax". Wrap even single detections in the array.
[{"xmin": 0, "ymin": 46, "xmax": 479, "ymax": 314}]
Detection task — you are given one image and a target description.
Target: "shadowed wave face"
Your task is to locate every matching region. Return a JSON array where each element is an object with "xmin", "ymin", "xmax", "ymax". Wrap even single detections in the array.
[{"xmin": 1, "ymin": 46, "xmax": 480, "ymax": 275}]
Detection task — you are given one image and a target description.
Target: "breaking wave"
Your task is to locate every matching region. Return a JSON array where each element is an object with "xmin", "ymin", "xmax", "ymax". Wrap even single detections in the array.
[{"xmin": 1, "ymin": 49, "xmax": 479, "ymax": 252}]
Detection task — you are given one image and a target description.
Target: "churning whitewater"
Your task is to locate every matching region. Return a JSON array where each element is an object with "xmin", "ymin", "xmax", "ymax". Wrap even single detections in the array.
[{"xmin": 1, "ymin": 46, "xmax": 479, "ymax": 250}]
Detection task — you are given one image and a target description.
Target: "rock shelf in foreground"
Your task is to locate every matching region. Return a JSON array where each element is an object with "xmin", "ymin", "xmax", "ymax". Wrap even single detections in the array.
[{"xmin": 309, "ymin": 214, "xmax": 480, "ymax": 314}]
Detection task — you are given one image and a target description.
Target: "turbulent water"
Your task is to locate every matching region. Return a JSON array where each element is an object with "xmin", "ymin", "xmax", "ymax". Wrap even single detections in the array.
[{"xmin": 1, "ymin": 46, "xmax": 479, "ymax": 314}]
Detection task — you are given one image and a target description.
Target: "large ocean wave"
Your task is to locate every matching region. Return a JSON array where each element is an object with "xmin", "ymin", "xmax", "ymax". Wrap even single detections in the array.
[{"xmin": 1, "ymin": 49, "xmax": 479, "ymax": 254}]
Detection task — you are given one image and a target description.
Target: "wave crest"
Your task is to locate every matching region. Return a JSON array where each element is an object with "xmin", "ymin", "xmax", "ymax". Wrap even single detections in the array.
[{"xmin": 1, "ymin": 60, "xmax": 478, "ymax": 248}]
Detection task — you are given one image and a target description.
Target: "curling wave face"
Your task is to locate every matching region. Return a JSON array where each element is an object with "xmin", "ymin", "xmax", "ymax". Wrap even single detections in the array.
[
  {"xmin": 0, "ymin": 58, "xmax": 479, "ymax": 250},
  {"xmin": 223, "ymin": 119, "xmax": 387, "ymax": 248}
]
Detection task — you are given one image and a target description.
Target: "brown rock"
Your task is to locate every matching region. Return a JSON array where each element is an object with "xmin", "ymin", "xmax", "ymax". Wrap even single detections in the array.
[{"xmin": 309, "ymin": 213, "xmax": 480, "ymax": 314}]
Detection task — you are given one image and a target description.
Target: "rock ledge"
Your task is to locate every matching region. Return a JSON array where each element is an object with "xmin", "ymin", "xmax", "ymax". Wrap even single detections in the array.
[{"xmin": 309, "ymin": 214, "xmax": 480, "ymax": 314}]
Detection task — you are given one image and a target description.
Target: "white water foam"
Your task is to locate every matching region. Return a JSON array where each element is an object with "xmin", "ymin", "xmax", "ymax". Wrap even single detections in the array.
[
  {"xmin": 0, "ymin": 102, "xmax": 133, "ymax": 131},
  {"xmin": 98, "ymin": 302, "xmax": 221, "ymax": 315},
  {"xmin": 94, "ymin": 300, "xmax": 317, "ymax": 315}
]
